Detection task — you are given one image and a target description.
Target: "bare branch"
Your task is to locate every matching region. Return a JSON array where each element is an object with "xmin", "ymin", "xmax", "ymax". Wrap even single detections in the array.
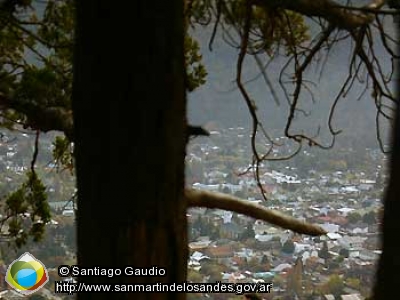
[
  {"xmin": 252, "ymin": 54, "xmax": 280, "ymax": 106},
  {"xmin": 283, "ymin": 14, "xmax": 335, "ymax": 148},
  {"xmin": 208, "ymin": 0, "xmax": 223, "ymax": 51},
  {"xmin": 186, "ymin": 188, "xmax": 327, "ymax": 236},
  {"xmin": 30, "ymin": 130, "xmax": 39, "ymax": 174}
]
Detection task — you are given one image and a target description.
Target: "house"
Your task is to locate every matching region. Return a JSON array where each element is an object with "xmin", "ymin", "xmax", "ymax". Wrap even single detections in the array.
[
  {"xmin": 253, "ymin": 220, "xmax": 271, "ymax": 235},
  {"xmin": 359, "ymin": 249, "xmax": 379, "ymax": 261},
  {"xmin": 192, "ymin": 183, "xmax": 220, "ymax": 192},
  {"xmin": 337, "ymin": 207, "xmax": 355, "ymax": 216},
  {"xmin": 62, "ymin": 209, "xmax": 75, "ymax": 217},
  {"xmin": 204, "ymin": 245, "xmax": 234, "ymax": 262},
  {"xmin": 309, "ymin": 185, "xmax": 321, "ymax": 193},
  {"xmin": 339, "ymin": 236, "xmax": 368, "ymax": 249},
  {"xmin": 252, "ymin": 271, "xmax": 275, "ymax": 281},
  {"xmin": 222, "ymin": 272, "xmax": 246, "ymax": 283},
  {"xmin": 293, "ymin": 242, "xmax": 311, "ymax": 254},
  {"xmin": 255, "ymin": 234, "xmax": 274, "ymax": 242},
  {"xmin": 363, "ymin": 236, "xmax": 380, "ymax": 250},
  {"xmin": 271, "ymin": 263, "xmax": 292, "ymax": 273},
  {"xmin": 340, "ymin": 186, "xmax": 360, "ymax": 194},
  {"xmin": 189, "ymin": 240, "xmax": 212, "ymax": 251},
  {"xmin": 320, "ymin": 223, "xmax": 340, "ymax": 233},
  {"xmin": 235, "ymin": 248, "xmax": 255, "ymax": 260},
  {"xmin": 190, "ymin": 251, "xmax": 210, "ymax": 262},
  {"xmin": 326, "ymin": 232, "xmax": 342, "ymax": 240},
  {"xmin": 341, "ymin": 294, "xmax": 363, "ymax": 300},
  {"xmin": 351, "ymin": 227, "xmax": 368, "ymax": 234}
]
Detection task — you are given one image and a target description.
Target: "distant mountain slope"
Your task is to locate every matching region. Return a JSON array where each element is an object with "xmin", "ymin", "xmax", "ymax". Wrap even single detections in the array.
[{"xmin": 188, "ymin": 15, "xmax": 394, "ymax": 149}]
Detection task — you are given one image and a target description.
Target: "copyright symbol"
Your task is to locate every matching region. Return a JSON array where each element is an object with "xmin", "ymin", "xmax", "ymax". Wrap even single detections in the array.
[{"xmin": 58, "ymin": 265, "xmax": 70, "ymax": 277}]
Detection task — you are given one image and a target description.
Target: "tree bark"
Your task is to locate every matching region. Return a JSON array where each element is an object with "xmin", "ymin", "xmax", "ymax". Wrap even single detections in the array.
[
  {"xmin": 373, "ymin": 62, "xmax": 400, "ymax": 299},
  {"xmin": 72, "ymin": 1, "xmax": 187, "ymax": 299}
]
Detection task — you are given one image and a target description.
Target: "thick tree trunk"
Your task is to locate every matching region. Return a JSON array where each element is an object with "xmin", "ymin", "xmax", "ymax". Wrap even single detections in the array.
[
  {"xmin": 72, "ymin": 1, "xmax": 187, "ymax": 299},
  {"xmin": 373, "ymin": 56, "xmax": 400, "ymax": 299},
  {"xmin": 373, "ymin": 112, "xmax": 400, "ymax": 299}
]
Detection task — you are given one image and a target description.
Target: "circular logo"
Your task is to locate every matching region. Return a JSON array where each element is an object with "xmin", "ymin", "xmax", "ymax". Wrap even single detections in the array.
[{"xmin": 5, "ymin": 252, "xmax": 49, "ymax": 295}]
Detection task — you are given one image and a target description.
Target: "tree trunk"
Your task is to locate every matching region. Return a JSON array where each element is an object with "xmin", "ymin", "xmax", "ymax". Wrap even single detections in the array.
[
  {"xmin": 373, "ymin": 116, "xmax": 400, "ymax": 299},
  {"xmin": 72, "ymin": 1, "xmax": 187, "ymax": 299},
  {"xmin": 373, "ymin": 68, "xmax": 400, "ymax": 298}
]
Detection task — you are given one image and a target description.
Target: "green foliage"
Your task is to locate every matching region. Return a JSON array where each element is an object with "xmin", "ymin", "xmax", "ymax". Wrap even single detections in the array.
[
  {"xmin": 186, "ymin": 0, "xmax": 213, "ymax": 24},
  {"xmin": 329, "ymin": 159, "xmax": 348, "ymax": 170},
  {"xmin": 246, "ymin": 257, "xmax": 266, "ymax": 272},
  {"xmin": 318, "ymin": 241, "xmax": 330, "ymax": 260},
  {"xmin": 339, "ymin": 248, "xmax": 350, "ymax": 258},
  {"xmin": 261, "ymin": 254, "xmax": 269, "ymax": 264},
  {"xmin": 347, "ymin": 212, "xmax": 362, "ymax": 224},
  {"xmin": 52, "ymin": 135, "xmax": 73, "ymax": 172},
  {"xmin": 187, "ymin": 269, "xmax": 204, "ymax": 283},
  {"xmin": 324, "ymin": 274, "xmax": 344, "ymax": 297},
  {"xmin": 345, "ymin": 277, "xmax": 360, "ymax": 290},
  {"xmin": 200, "ymin": 261, "xmax": 224, "ymax": 282},
  {"xmin": 189, "ymin": 0, "xmax": 310, "ymax": 55},
  {"xmin": 0, "ymin": 0, "xmax": 311, "ymax": 250},
  {"xmin": 240, "ymin": 221, "xmax": 255, "ymax": 241},
  {"xmin": 185, "ymin": 35, "xmax": 207, "ymax": 92},
  {"xmin": 282, "ymin": 239, "xmax": 295, "ymax": 254},
  {"xmin": 251, "ymin": 7, "xmax": 310, "ymax": 55},
  {"xmin": 15, "ymin": 65, "xmax": 70, "ymax": 108},
  {"xmin": 0, "ymin": 0, "xmax": 73, "ymax": 130},
  {"xmin": 0, "ymin": 3, "xmax": 206, "ymax": 237},
  {"xmin": 363, "ymin": 210, "xmax": 377, "ymax": 225},
  {"xmin": 4, "ymin": 171, "xmax": 50, "ymax": 247},
  {"xmin": 38, "ymin": 0, "xmax": 75, "ymax": 52},
  {"xmin": 18, "ymin": 66, "xmax": 57, "ymax": 100}
]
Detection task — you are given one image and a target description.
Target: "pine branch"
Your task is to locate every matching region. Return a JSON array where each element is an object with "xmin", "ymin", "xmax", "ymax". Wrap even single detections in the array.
[
  {"xmin": 258, "ymin": 0, "xmax": 386, "ymax": 30},
  {"xmin": 0, "ymin": 93, "xmax": 74, "ymax": 140}
]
